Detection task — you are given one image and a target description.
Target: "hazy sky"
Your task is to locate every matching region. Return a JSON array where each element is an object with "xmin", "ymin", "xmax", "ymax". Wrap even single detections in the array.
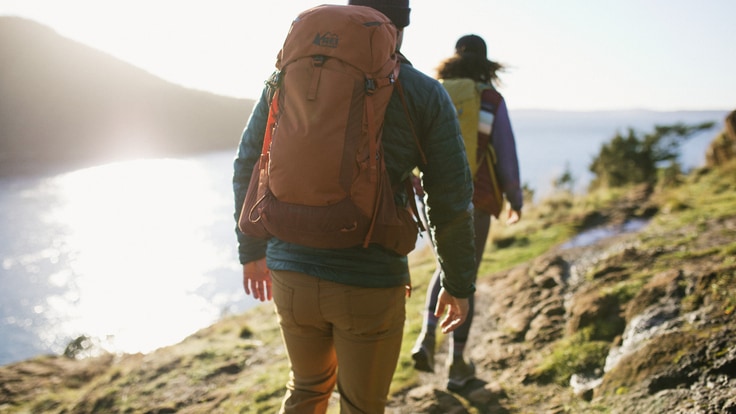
[{"xmin": 2, "ymin": 0, "xmax": 734, "ymax": 111}]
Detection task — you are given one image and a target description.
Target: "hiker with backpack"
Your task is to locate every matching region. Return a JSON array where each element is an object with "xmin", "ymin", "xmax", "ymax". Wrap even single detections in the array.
[
  {"xmin": 411, "ymin": 34, "xmax": 523, "ymax": 391},
  {"xmin": 233, "ymin": 1, "xmax": 477, "ymax": 413}
]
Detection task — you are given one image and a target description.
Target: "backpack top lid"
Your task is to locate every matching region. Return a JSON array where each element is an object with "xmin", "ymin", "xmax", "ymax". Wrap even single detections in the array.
[{"xmin": 277, "ymin": 4, "xmax": 398, "ymax": 75}]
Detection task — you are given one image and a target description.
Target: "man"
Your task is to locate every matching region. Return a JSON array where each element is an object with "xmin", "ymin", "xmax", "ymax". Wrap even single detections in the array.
[{"xmin": 232, "ymin": 1, "xmax": 476, "ymax": 412}]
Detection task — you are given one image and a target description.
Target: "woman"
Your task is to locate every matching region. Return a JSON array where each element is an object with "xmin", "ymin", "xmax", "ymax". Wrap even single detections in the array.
[{"xmin": 411, "ymin": 34, "xmax": 523, "ymax": 391}]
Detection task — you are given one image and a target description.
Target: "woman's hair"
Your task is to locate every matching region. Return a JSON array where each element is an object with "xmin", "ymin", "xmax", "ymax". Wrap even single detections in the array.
[{"xmin": 436, "ymin": 34, "xmax": 504, "ymax": 85}]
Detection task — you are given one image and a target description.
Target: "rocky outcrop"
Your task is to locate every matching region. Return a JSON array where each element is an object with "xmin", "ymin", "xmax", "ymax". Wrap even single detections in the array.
[
  {"xmin": 706, "ymin": 109, "xmax": 736, "ymax": 167},
  {"xmin": 389, "ymin": 178, "xmax": 736, "ymax": 413}
]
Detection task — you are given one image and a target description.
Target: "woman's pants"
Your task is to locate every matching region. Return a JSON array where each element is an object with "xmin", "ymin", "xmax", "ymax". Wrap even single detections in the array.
[{"xmin": 424, "ymin": 208, "xmax": 491, "ymax": 343}]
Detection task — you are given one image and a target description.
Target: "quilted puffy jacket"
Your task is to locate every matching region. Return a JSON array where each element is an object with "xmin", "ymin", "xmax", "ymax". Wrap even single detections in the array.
[{"xmin": 233, "ymin": 58, "xmax": 476, "ymax": 299}]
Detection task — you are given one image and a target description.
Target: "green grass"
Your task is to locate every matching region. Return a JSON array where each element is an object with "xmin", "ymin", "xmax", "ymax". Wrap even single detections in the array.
[{"xmin": 533, "ymin": 329, "xmax": 611, "ymax": 386}]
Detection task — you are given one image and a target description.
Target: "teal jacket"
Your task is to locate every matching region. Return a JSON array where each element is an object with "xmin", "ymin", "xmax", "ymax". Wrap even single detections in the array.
[{"xmin": 233, "ymin": 58, "xmax": 476, "ymax": 299}]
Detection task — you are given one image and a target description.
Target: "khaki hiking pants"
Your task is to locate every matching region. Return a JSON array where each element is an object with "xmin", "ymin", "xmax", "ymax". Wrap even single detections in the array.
[{"xmin": 271, "ymin": 269, "xmax": 405, "ymax": 414}]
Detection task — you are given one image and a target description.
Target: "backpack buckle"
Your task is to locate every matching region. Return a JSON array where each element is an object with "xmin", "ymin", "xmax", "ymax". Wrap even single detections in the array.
[
  {"xmin": 366, "ymin": 73, "xmax": 396, "ymax": 95},
  {"xmin": 365, "ymin": 78, "xmax": 376, "ymax": 95},
  {"xmin": 265, "ymin": 71, "xmax": 282, "ymax": 103}
]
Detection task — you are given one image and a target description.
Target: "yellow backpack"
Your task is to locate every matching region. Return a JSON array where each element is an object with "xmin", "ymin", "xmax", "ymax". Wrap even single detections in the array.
[
  {"xmin": 439, "ymin": 78, "xmax": 491, "ymax": 176},
  {"xmin": 441, "ymin": 78, "xmax": 504, "ymax": 216}
]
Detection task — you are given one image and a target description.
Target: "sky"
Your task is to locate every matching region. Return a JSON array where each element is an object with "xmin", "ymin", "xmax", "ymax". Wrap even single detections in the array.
[{"xmin": 1, "ymin": 0, "xmax": 734, "ymax": 111}]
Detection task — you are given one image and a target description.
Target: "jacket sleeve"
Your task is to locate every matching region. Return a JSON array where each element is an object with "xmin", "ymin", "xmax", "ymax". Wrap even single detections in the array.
[
  {"xmin": 233, "ymin": 88, "xmax": 270, "ymax": 264},
  {"xmin": 416, "ymin": 81, "xmax": 477, "ymax": 299},
  {"xmin": 491, "ymin": 98, "xmax": 524, "ymax": 211}
]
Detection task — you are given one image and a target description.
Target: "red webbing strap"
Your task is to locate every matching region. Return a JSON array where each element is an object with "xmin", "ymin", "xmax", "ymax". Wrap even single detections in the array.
[
  {"xmin": 260, "ymin": 89, "xmax": 280, "ymax": 168},
  {"xmin": 246, "ymin": 90, "xmax": 280, "ymax": 224}
]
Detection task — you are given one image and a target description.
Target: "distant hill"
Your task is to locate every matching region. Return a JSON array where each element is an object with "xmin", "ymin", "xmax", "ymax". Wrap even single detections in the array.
[{"xmin": 0, "ymin": 17, "xmax": 254, "ymax": 176}]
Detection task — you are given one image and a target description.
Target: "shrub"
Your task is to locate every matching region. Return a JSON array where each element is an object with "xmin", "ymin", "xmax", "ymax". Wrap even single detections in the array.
[{"xmin": 588, "ymin": 122, "xmax": 715, "ymax": 191}]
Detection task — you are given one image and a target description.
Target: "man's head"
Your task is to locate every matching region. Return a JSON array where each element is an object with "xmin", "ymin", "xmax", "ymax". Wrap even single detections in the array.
[{"xmin": 348, "ymin": 0, "xmax": 411, "ymax": 28}]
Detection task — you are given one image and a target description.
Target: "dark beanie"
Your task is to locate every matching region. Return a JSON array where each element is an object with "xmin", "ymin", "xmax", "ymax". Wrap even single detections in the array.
[
  {"xmin": 455, "ymin": 34, "xmax": 487, "ymax": 58},
  {"xmin": 348, "ymin": 0, "xmax": 411, "ymax": 28}
]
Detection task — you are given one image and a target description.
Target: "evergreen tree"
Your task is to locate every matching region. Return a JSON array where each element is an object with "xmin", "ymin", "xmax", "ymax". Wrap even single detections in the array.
[{"xmin": 588, "ymin": 122, "xmax": 714, "ymax": 190}]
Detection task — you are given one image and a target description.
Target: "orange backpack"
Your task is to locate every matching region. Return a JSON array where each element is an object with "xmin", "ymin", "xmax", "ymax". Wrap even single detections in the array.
[{"xmin": 239, "ymin": 5, "xmax": 423, "ymax": 255}]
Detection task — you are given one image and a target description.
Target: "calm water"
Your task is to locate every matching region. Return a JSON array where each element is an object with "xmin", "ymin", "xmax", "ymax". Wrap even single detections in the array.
[
  {"xmin": 0, "ymin": 152, "xmax": 257, "ymax": 365},
  {"xmin": 0, "ymin": 110, "xmax": 726, "ymax": 366}
]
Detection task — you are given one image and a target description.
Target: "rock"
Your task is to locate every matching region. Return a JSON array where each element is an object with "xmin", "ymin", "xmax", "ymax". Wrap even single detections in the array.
[
  {"xmin": 706, "ymin": 109, "xmax": 736, "ymax": 167},
  {"xmin": 566, "ymin": 287, "xmax": 625, "ymax": 341}
]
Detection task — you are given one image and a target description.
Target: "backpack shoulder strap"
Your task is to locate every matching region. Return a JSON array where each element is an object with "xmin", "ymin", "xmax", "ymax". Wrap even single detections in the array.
[{"xmin": 479, "ymin": 85, "xmax": 502, "ymax": 113}]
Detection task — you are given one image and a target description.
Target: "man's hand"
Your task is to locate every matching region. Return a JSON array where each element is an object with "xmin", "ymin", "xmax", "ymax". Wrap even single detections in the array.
[
  {"xmin": 434, "ymin": 288, "xmax": 470, "ymax": 334},
  {"xmin": 243, "ymin": 258, "xmax": 272, "ymax": 302}
]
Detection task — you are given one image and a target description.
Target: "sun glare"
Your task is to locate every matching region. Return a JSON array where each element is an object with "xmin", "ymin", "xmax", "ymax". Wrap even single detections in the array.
[{"xmin": 42, "ymin": 158, "xmax": 237, "ymax": 354}]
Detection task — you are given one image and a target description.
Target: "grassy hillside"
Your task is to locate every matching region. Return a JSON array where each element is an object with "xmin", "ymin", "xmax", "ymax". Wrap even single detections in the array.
[{"xmin": 1, "ymin": 156, "xmax": 733, "ymax": 412}]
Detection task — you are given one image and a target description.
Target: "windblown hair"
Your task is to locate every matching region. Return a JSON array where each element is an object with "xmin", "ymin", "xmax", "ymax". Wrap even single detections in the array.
[{"xmin": 436, "ymin": 52, "xmax": 504, "ymax": 86}]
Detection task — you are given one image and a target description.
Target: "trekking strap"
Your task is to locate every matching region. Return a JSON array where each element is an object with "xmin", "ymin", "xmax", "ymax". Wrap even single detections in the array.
[
  {"xmin": 259, "ymin": 88, "xmax": 280, "ymax": 166},
  {"xmin": 361, "ymin": 65, "xmax": 399, "ymax": 247},
  {"xmin": 246, "ymin": 89, "xmax": 282, "ymax": 224},
  {"xmin": 483, "ymin": 143, "xmax": 503, "ymax": 205}
]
